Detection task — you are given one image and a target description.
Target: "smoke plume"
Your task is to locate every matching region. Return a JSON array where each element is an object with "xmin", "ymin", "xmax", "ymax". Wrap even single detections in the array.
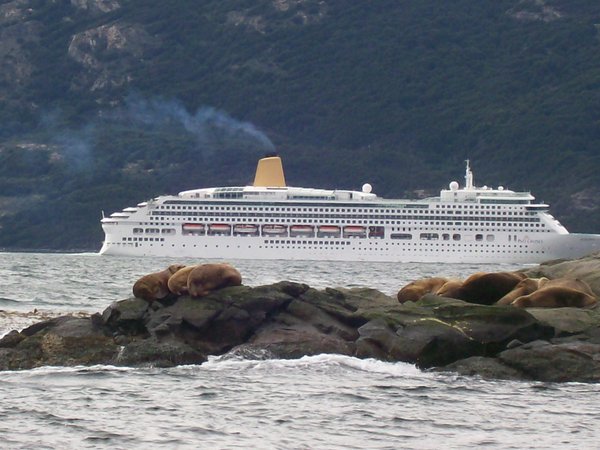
[
  {"xmin": 119, "ymin": 94, "xmax": 275, "ymax": 153},
  {"xmin": 37, "ymin": 95, "xmax": 275, "ymax": 172},
  {"xmin": 39, "ymin": 109, "xmax": 94, "ymax": 172}
]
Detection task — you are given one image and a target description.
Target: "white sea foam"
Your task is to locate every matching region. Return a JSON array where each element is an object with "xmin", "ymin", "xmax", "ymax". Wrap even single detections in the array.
[{"xmin": 203, "ymin": 353, "xmax": 421, "ymax": 377}]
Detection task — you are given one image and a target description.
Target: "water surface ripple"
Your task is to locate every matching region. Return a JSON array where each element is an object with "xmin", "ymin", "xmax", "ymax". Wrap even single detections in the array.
[{"xmin": 0, "ymin": 252, "xmax": 596, "ymax": 449}]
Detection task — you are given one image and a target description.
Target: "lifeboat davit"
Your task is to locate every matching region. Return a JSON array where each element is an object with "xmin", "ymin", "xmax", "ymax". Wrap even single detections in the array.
[
  {"xmin": 290, "ymin": 225, "xmax": 315, "ymax": 237},
  {"xmin": 262, "ymin": 224, "xmax": 288, "ymax": 236},
  {"xmin": 343, "ymin": 225, "xmax": 366, "ymax": 237},
  {"xmin": 233, "ymin": 224, "xmax": 259, "ymax": 236},
  {"xmin": 317, "ymin": 225, "xmax": 341, "ymax": 237},
  {"xmin": 208, "ymin": 223, "xmax": 232, "ymax": 235},
  {"xmin": 182, "ymin": 223, "xmax": 205, "ymax": 235}
]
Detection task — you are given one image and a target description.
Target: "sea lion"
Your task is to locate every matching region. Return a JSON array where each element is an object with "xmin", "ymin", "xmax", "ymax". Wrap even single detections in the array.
[
  {"xmin": 511, "ymin": 286, "xmax": 597, "ymax": 309},
  {"xmin": 397, "ymin": 277, "xmax": 451, "ymax": 303},
  {"xmin": 187, "ymin": 263, "xmax": 242, "ymax": 297},
  {"xmin": 436, "ymin": 279, "xmax": 464, "ymax": 298},
  {"xmin": 435, "ymin": 271, "xmax": 526, "ymax": 305},
  {"xmin": 167, "ymin": 265, "xmax": 197, "ymax": 296},
  {"xmin": 496, "ymin": 277, "xmax": 548, "ymax": 305},
  {"xmin": 538, "ymin": 278, "xmax": 596, "ymax": 296},
  {"xmin": 132, "ymin": 264, "xmax": 186, "ymax": 302}
]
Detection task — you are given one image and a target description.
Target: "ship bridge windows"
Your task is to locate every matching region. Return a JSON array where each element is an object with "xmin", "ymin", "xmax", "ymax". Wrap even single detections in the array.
[
  {"xmin": 214, "ymin": 192, "xmax": 243, "ymax": 199},
  {"xmin": 480, "ymin": 199, "xmax": 529, "ymax": 204}
]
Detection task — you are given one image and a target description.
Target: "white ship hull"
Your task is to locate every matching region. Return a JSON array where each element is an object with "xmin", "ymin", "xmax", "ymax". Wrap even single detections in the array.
[
  {"xmin": 99, "ymin": 229, "xmax": 600, "ymax": 264},
  {"xmin": 99, "ymin": 156, "xmax": 600, "ymax": 264}
]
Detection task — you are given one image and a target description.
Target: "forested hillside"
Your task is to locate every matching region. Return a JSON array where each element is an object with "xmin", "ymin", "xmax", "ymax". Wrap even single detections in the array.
[{"xmin": 1, "ymin": 0, "xmax": 599, "ymax": 250}]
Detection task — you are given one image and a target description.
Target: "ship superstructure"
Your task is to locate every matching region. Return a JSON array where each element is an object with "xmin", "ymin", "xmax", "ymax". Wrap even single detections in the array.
[{"xmin": 99, "ymin": 156, "xmax": 600, "ymax": 263}]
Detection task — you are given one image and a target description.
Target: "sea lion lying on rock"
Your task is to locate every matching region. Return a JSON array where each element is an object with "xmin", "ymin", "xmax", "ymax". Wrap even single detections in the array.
[
  {"xmin": 167, "ymin": 265, "xmax": 197, "ymax": 296},
  {"xmin": 187, "ymin": 263, "xmax": 242, "ymax": 297},
  {"xmin": 436, "ymin": 271, "xmax": 527, "ymax": 305},
  {"xmin": 511, "ymin": 286, "xmax": 597, "ymax": 309},
  {"xmin": 397, "ymin": 277, "xmax": 451, "ymax": 303},
  {"xmin": 510, "ymin": 278, "xmax": 598, "ymax": 308},
  {"xmin": 541, "ymin": 278, "xmax": 596, "ymax": 297},
  {"xmin": 436, "ymin": 279, "xmax": 464, "ymax": 297},
  {"xmin": 496, "ymin": 277, "xmax": 548, "ymax": 305},
  {"xmin": 132, "ymin": 264, "xmax": 186, "ymax": 302}
]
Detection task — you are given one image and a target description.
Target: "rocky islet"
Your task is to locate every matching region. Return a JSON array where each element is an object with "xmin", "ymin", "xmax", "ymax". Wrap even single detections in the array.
[{"xmin": 0, "ymin": 255, "xmax": 599, "ymax": 382}]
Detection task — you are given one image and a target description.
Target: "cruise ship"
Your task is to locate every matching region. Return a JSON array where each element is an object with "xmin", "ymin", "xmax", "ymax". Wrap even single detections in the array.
[{"xmin": 100, "ymin": 156, "xmax": 600, "ymax": 263}]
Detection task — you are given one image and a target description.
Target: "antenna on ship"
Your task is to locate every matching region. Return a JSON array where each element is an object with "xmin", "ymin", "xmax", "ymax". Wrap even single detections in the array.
[{"xmin": 465, "ymin": 159, "xmax": 474, "ymax": 190}]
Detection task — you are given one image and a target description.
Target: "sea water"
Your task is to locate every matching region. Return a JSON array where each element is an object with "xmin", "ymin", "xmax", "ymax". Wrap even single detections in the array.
[{"xmin": 0, "ymin": 252, "xmax": 598, "ymax": 449}]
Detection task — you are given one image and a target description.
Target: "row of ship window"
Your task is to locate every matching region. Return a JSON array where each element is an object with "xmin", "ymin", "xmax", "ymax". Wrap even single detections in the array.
[
  {"xmin": 152, "ymin": 218, "xmax": 544, "ymax": 229},
  {"xmin": 123, "ymin": 232, "xmax": 496, "ymax": 242},
  {"xmin": 152, "ymin": 211, "xmax": 541, "ymax": 225},
  {"xmin": 122, "ymin": 237, "xmax": 166, "ymax": 242},
  {"xmin": 131, "ymin": 223, "xmax": 540, "ymax": 240},
  {"xmin": 260, "ymin": 240, "xmax": 516, "ymax": 246},
  {"xmin": 152, "ymin": 210, "xmax": 538, "ymax": 220},
  {"xmin": 160, "ymin": 203, "xmax": 526, "ymax": 212},
  {"xmin": 118, "ymin": 237, "xmax": 536, "ymax": 250},
  {"xmin": 146, "ymin": 223, "xmax": 549, "ymax": 235},
  {"xmin": 117, "ymin": 237, "xmax": 531, "ymax": 248},
  {"xmin": 117, "ymin": 240, "xmax": 544, "ymax": 254},
  {"xmin": 138, "ymin": 221, "xmax": 552, "ymax": 236}
]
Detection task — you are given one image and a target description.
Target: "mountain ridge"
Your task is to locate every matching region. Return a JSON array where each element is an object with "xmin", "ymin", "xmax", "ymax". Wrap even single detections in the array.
[{"xmin": 0, "ymin": 0, "xmax": 599, "ymax": 250}]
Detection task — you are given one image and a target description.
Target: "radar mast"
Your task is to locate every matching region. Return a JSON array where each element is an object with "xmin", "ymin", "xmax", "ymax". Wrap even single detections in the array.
[{"xmin": 465, "ymin": 159, "xmax": 474, "ymax": 190}]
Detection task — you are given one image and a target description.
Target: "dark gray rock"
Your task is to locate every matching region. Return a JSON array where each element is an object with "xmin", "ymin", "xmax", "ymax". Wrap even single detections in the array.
[
  {"xmin": 524, "ymin": 307, "xmax": 600, "ymax": 336},
  {"xmin": 398, "ymin": 319, "xmax": 485, "ymax": 369},
  {"xmin": 247, "ymin": 319, "xmax": 356, "ymax": 359},
  {"xmin": 102, "ymin": 297, "xmax": 150, "ymax": 335},
  {"xmin": 420, "ymin": 295, "xmax": 555, "ymax": 352},
  {"xmin": 440, "ymin": 356, "xmax": 527, "ymax": 381},
  {"xmin": 498, "ymin": 339, "xmax": 600, "ymax": 383},
  {"xmin": 243, "ymin": 292, "xmax": 359, "ymax": 359},
  {"xmin": 356, "ymin": 315, "xmax": 484, "ymax": 368},
  {"xmin": 286, "ymin": 299, "xmax": 358, "ymax": 341},
  {"xmin": 0, "ymin": 330, "xmax": 25, "ymax": 348},
  {"xmin": 0, "ymin": 315, "xmax": 117, "ymax": 370},
  {"xmin": 115, "ymin": 337, "xmax": 206, "ymax": 367},
  {"xmin": 355, "ymin": 318, "xmax": 404, "ymax": 361},
  {"xmin": 0, "ymin": 273, "xmax": 599, "ymax": 382}
]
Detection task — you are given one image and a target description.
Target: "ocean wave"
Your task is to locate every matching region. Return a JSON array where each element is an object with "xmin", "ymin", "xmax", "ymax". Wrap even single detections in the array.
[
  {"xmin": 200, "ymin": 353, "xmax": 422, "ymax": 377},
  {"xmin": 0, "ymin": 364, "xmax": 138, "ymax": 379}
]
